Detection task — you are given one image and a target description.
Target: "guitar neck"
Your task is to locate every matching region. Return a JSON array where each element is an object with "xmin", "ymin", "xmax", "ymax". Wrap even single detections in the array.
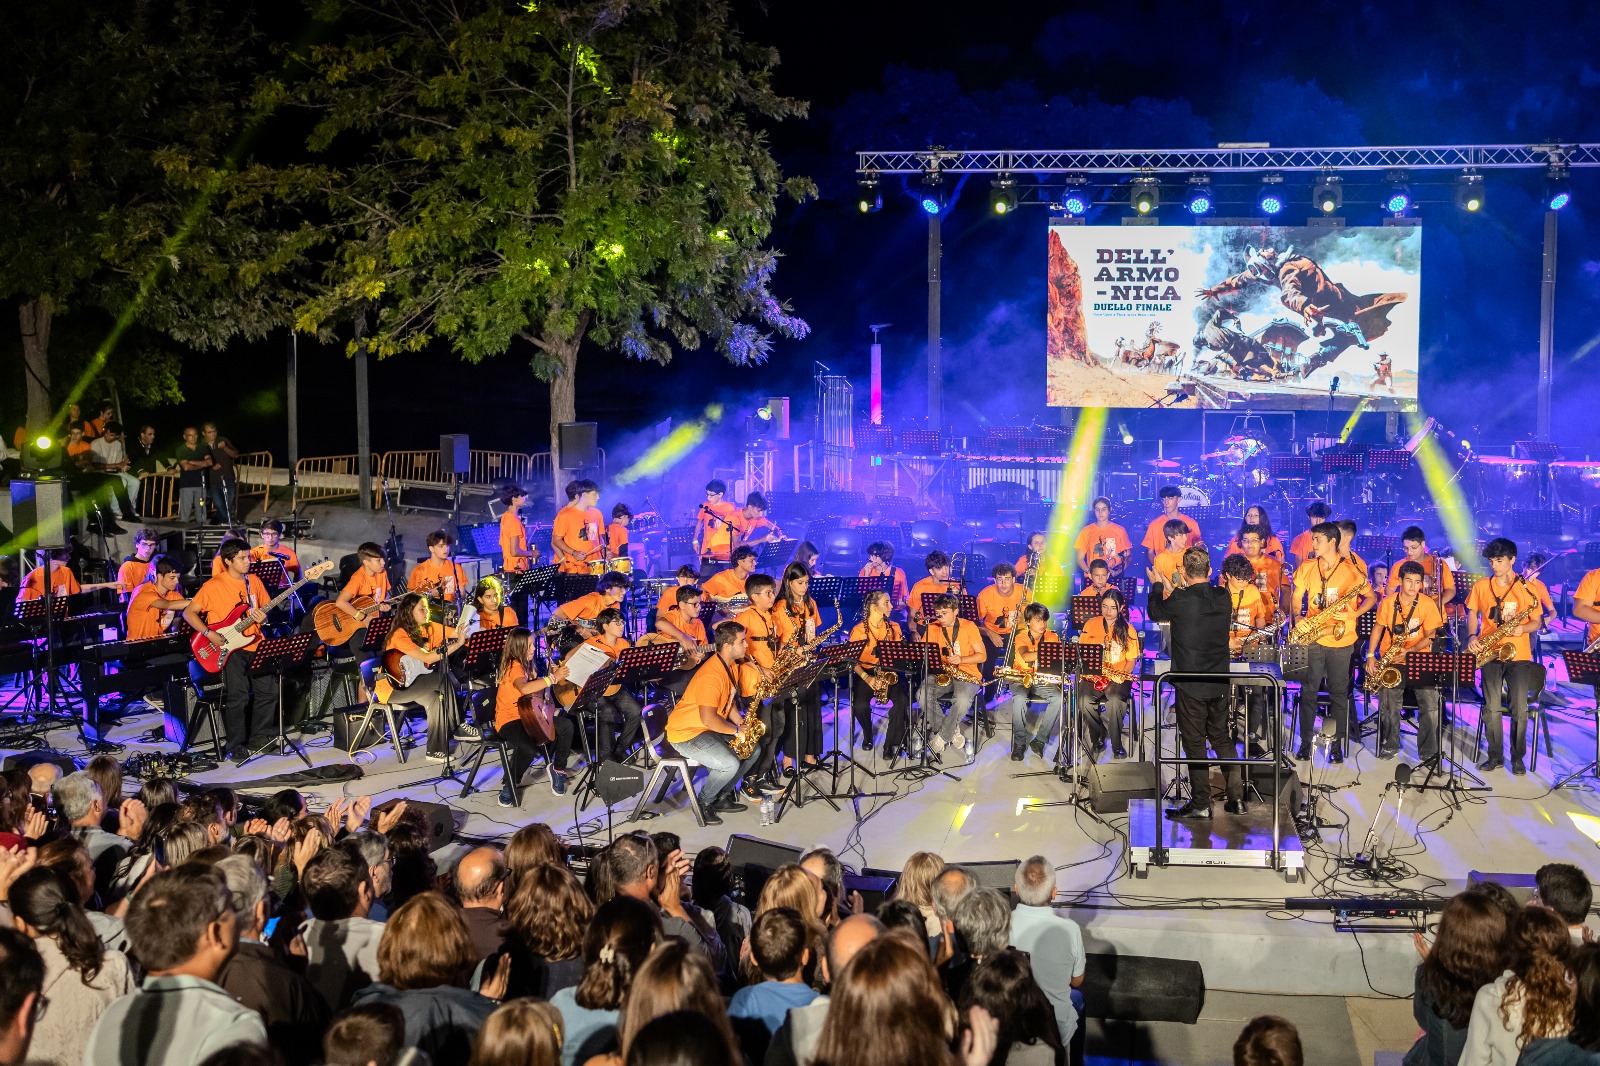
[{"xmin": 232, "ymin": 572, "xmax": 319, "ymax": 632}]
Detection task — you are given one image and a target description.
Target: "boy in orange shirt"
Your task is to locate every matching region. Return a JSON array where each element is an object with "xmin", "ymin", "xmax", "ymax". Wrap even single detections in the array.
[
  {"xmin": 702, "ymin": 547, "xmax": 759, "ymax": 603},
  {"xmin": 919, "ymin": 596, "xmax": 986, "ymax": 757},
  {"xmin": 656, "ymin": 565, "xmax": 701, "ymax": 617},
  {"xmin": 1147, "ymin": 521, "xmax": 1192, "ymax": 590},
  {"xmin": 976, "ymin": 564, "xmax": 1027, "ymax": 675},
  {"xmin": 664, "ymin": 622, "xmax": 760, "ymax": 822},
  {"xmin": 908, "ymin": 551, "xmax": 961, "ymax": 638},
  {"xmin": 125, "ymin": 555, "xmax": 192, "ymax": 641},
  {"xmin": 551, "ymin": 480, "xmax": 601, "ymax": 574},
  {"xmin": 860, "ymin": 541, "xmax": 911, "ymax": 616},
  {"xmin": 118, "ymin": 529, "xmax": 161, "ymax": 595},
  {"xmin": 607, "ymin": 503, "xmax": 632, "ymax": 562},
  {"xmin": 1369, "ymin": 560, "xmax": 1444, "ymax": 761},
  {"xmin": 409, "ymin": 530, "xmax": 469, "ymax": 603},
  {"xmin": 693, "ymin": 480, "xmax": 740, "ymax": 570},
  {"xmin": 20, "ymin": 549, "xmax": 117, "ymax": 600},
  {"xmin": 251, "ymin": 518, "xmax": 301, "ymax": 581},
  {"xmin": 1466, "ymin": 538, "xmax": 1544, "ymax": 774},
  {"xmin": 183, "ymin": 540, "xmax": 276, "ymax": 762},
  {"xmin": 551, "ymin": 572, "xmax": 630, "ymax": 632},
  {"xmin": 735, "ymin": 492, "xmax": 781, "ymax": 547},
  {"xmin": 332, "ymin": 542, "xmax": 392, "ymax": 656},
  {"xmin": 1140, "ymin": 487, "xmax": 1202, "ymax": 567},
  {"xmin": 1238, "ymin": 527, "xmax": 1286, "ymax": 615},
  {"xmin": 499, "ymin": 485, "xmax": 538, "ymax": 573},
  {"xmin": 1287, "ymin": 502, "xmax": 1331, "ymax": 566}
]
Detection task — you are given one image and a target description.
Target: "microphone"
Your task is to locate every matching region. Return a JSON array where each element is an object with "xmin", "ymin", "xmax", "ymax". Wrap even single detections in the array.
[{"xmin": 1394, "ymin": 762, "xmax": 1414, "ymax": 791}]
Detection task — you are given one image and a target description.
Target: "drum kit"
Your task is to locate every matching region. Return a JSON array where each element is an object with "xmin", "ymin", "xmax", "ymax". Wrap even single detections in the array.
[{"xmin": 1123, "ymin": 435, "xmax": 1273, "ymax": 509}]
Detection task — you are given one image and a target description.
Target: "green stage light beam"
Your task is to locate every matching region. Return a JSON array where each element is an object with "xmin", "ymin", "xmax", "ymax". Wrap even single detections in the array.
[
  {"xmin": 612, "ymin": 404, "xmax": 725, "ymax": 487},
  {"xmin": 1406, "ymin": 410, "xmax": 1482, "ymax": 571},
  {"xmin": 1038, "ymin": 408, "xmax": 1108, "ymax": 614}
]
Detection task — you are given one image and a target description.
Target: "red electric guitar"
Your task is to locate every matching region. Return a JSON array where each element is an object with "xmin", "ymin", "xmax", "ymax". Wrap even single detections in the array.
[{"xmin": 191, "ymin": 560, "xmax": 333, "ymax": 673}]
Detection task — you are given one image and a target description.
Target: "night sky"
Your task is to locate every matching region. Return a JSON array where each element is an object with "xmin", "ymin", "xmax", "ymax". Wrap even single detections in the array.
[{"xmin": 17, "ymin": 0, "xmax": 1600, "ymax": 469}]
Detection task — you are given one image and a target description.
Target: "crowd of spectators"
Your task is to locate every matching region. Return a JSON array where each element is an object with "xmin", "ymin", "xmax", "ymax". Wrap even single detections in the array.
[{"xmin": 0, "ymin": 763, "xmax": 1592, "ymax": 1066}]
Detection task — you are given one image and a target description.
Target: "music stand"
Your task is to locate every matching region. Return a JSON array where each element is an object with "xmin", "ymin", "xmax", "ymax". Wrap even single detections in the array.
[
  {"xmin": 1407, "ymin": 651, "xmax": 1489, "ymax": 797},
  {"xmin": 1069, "ymin": 594, "xmax": 1101, "ymax": 629},
  {"xmin": 460, "ymin": 627, "xmax": 511, "ymax": 683},
  {"xmin": 813, "ymin": 639, "xmax": 889, "ymax": 807},
  {"xmin": 564, "ymin": 661, "xmax": 622, "ymax": 808},
  {"xmin": 242, "ymin": 633, "xmax": 321, "ymax": 768},
  {"xmin": 248, "ymin": 557, "xmax": 289, "ymax": 590},
  {"xmin": 874, "ymin": 640, "xmax": 959, "ymax": 782},
  {"xmin": 615, "ymin": 642, "xmax": 679, "ymax": 697},
  {"xmin": 835, "ymin": 576, "xmax": 889, "ymax": 620},
  {"xmin": 1016, "ymin": 640, "xmax": 1103, "ymax": 804},
  {"xmin": 1269, "ymin": 456, "xmax": 1315, "ymax": 482},
  {"xmin": 769, "ymin": 658, "xmax": 838, "ymax": 823},
  {"xmin": 363, "ymin": 615, "xmax": 395, "ymax": 655},
  {"xmin": 755, "ymin": 540, "xmax": 794, "ymax": 574},
  {"xmin": 1554, "ymin": 651, "xmax": 1600, "ymax": 790}
]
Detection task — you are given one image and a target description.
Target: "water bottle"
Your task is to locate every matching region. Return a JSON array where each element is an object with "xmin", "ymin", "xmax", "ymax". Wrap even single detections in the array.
[{"xmin": 760, "ymin": 796, "xmax": 775, "ymax": 825}]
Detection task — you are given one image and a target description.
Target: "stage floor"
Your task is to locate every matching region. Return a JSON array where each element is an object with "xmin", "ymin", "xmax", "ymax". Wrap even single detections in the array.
[{"xmin": 5, "ymin": 663, "xmax": 1599, "ymax": 1000}]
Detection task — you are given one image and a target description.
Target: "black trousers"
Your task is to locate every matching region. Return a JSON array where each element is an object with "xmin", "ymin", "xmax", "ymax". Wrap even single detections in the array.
[
  {"xmin": 221, "ymin": 649, "xmax": 280, "ymax": 750},
  {"xmin": 390, "ymin": 667, "xmax": 456, "ymax": 756},
  {"xmin": 781, "ymin": 684, "xmax": 823, "ymax": 759},
  {"xmin": 754, "ymin": 698, "xmax": 787, "ymax": 776},
  {"xmin": 498, "ymin": 715, "xmax": 576, "ymax": 781},
  {"xmin": 849, "ymin": 673, "xmax": 909, "ymax": 749},
  {"xmin": 1176, "ymin": 690, "xmax": 1240, "ymax": 803},
  {"xmin": 593, "ymin": 689, "xmax": 642, "ymax": 762},
  {"xmin": 1481, "ymin": 659, "xmax": 1537, "ymax": 762},
  {"xmin": 1298, "ymin": 643, "xmax": 1354, "ymax": 744}
]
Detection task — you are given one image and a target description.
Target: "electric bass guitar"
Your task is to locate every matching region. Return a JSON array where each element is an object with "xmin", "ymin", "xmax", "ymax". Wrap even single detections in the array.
[
  {"xmin": 191, "ymin": 561, "xmax": 334, "ymax": 673},
  {"xmin": 312, "ymin": 588, "xmax": 404, "ymax": 644}
]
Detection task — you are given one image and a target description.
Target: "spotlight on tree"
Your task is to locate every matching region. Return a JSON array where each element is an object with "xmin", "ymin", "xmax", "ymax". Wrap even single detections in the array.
[
  {"xmin": 1313, "ymin": 174, "xmax": 1343, "ymax": 214},
  {"xmin": 1455, "ymin": 172, "xmax": 1484, "ymax": 212}
]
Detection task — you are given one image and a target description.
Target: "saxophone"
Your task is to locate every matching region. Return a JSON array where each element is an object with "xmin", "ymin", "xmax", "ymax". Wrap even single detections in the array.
[
  {"xmin": 1473, "ymin": 601, "xmax": 1536, "ymax": 668},
  {"xmin": 1362, "ymin": 631, "xmax": 1411, "ymax": 693},
  {"xmin": 995, "ymin": 665, "xmax": 1067, "ymax": 688},
  {"xmin": 754, "ymin": 599, "xmax": 841, "ymax": 701},
  {"xmin": 1287, "ymin": 582, "xmax": 1370, "ymax": 646},
  {"xmin": 729, "ymin": 712, "xmax": 766, "ymax": 760}
]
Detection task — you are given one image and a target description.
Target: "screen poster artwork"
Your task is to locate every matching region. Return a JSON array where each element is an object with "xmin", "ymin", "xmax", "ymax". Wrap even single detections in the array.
[{"xmin": 1046, "ymin": 225, "xmax": 1421, "ymax": 409}]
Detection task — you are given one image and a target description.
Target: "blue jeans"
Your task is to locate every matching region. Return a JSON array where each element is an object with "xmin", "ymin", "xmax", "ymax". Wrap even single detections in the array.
[
  {"xmin": 1009, "ymin": 684, "xmax": 1064, "ymax": 751},
  {"xmin": 209, "ymin": 477, "xmax": 236, "ymax": 523},
  {"xmin": 178, "ymin": 487, "xmax": 205, "ymax": 524},
  {"xmin": 918, "ymin": 677, "xmax": 980, "ymax": 743},
  {"xmin": 675, "ymin": 730, "xmax": 761, "ymax": 807}
]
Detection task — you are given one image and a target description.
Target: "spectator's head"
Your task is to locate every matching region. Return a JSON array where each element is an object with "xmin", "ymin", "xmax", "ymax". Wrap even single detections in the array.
[
  {"xmin": 50, "ymin": 771, "xmax": 101, "ymax": 827},
  {"xmin": 750, "ymin": 907, "xmax": 811, "ymax": 982},
  {"xmin": 0, "ymin": 771, "xmax": 29, "ymax": 837},
  {"xmin": 201, "ymin": 787, "xmax": 239, "ymax": 827},
  {"xmin": 35, "ymin": 837, "xmax": 94, "ymax": 906},
  {"xmin": 22, "ymin": 762, "xmax": 59, "ymax": 800},
  {"xmin": 215, "ymin": 856, "xmax": 271, "ymax": 939},
  {"xmin": 342, "ymin": 833, "xmax": 392, "ymax": 901},
  {"xmin": 1507, "ymin": 906, "xmax": 1576, "ymax": 1042},
  {"xmin": 618, "ymin": 940, "xmax": 738, "ymax": 1063},
  {"xmin": 931, "ymin": 866, "xmax": 975, "ymax": 922},
  {"xmin": 381, "ymin": 821, "xmax": 437, "ymax": 913},
  {"xmin": 260, "ymin": 789, "xmax": 305, "ymax": 825},
  {"xmin": 455, "ymin": 847, "xmax": 507, "ymax": 910},
  {"xmin": 125, "ymin": 865, "xmax": 238, "ymax": 980},
  {"xmin": 875, "ymin": 900, "xmax": 928, "ymax": 944},
  {"xmin": 757, "ymin": 864, "xmax": 826, "ymax": 925},
  {"xmin": 1569, "ymin": 943, "xmax": 1600, "ymax": 1052},
  {"xmin": 624, "ymin": 1010, "xmax": 740, "ymax": 1066},
  {"xmin": 1014, "ymin": 855, "xmax": 1056, "ymax": 907},
  {"xmin": 1420, "ymin": 890, "xmax": 1513, "ymax": 1028},
  {"xmin": 178, "ymin": 795, "xmax": 227, "ymax": 845},
  {"xmin": 154, "ymin": 822, "xmax": 210, "ymax": 869},
  {"xmin": 813, "ymin": 934, "xmax": 956, "ymax": 1066},
  {"xmin": 1537, "ymin": 863, "xmax": 1594, "ymax": 928},
  {"xmin": 323, "ymin": 1003, "xmax": 406, "ymax": 1066},
  {"xmin": 690, "ymin": 846, "xmax": 735, "ymax": 911},
  {"xmin": 1233, "ymin": 1015, "xmax": 1303, "ymax": 1066},
  {"xmin": 301, "ymin": 845, "xmax": 373, "ymax": 922},
  {"xmin": 507, "ymin": 863, "xmax": 593, "ymax": 964},
  {"xmin": 952, "ymin": 887, "xmax": 1011, "ymax": 960},
  {"xmin": 504, "ymin": 822, "xmax": 564, "ymax": 891},
  {"xmin": 83, "ymin": 755, "xmax": 122, "ymax": 812},
  {"xmin": 8, "ymin": 866, "xmax": 104, "ymax": 985},
  {"xmin": 825, "ymin": 913, "xmax": 885, "ymax": 985},
  {"xmin": 799, "ymin": 847, "xmax": 845, "ymax": 911},
  {"xmin": 1464, "ymin": 878, "xmax": 1523, "ymax": 928},
  {"xmin": 469, "ymin": 1000, "xmax": 565, "ymax": 1066},
  {"xmin": 0, "ymin": 927, "xmax": 44, "ymax": 1066},
  {"xmin": 378, "ymin": 891, "xmax": 476, "ymax": 991},
  {"xmin": 958, "ymin": 949, "xmax": 1062, "ymax": 1060},
  {"xmin": 596, "ymin": 833, "xmax": 658, "ymax": 905},
  {"xmin": 137, "ymin": 777, "xmax": 181, "ymax": 812},
  {"xmin": 574, "ymin": 896, "xmax": 663, "ymax": 1012}
]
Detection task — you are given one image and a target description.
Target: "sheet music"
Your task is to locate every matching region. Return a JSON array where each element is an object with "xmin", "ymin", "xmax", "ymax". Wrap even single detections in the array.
[{"xmin": 564, "ymin": 643, "xmax": 613, "ymax": 687}]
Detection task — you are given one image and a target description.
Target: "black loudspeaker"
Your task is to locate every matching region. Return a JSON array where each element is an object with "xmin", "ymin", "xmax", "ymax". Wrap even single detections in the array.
[
  {"xmin": 595, "ymin": 761, "xmax": 646, "ymax": 806},
  {"xmin": 9, "ymin": 478, "xmax": 69, "ymax": 549},
  {"xmin": 952, "ymin": 860, "xmax": 1020, "ymax": 895},
  {"xmin": 1081, "ymin": 952, "xmax": 1205, "ymax": 1024},
  {"xmin": 842, "ymin": 872, "xmax": 896, "ymax": 915},
  {"xmin": 406, "ymin": 800, "xmax": 455, "ymax": 852},
  {"xmin": 2, "ymin": 752, "xmax": 79, "ymax": 776},
  {"xmin": 331, "ymin": 707, "xmax": 380, "ymax": 753},
  {"xmin": 725, "ymin": 834, "xmax": 803, "ymax": 904},
  {"xmin": 160, "ymin": 675, "xmax": 219, "ymax": 751},
  {"xmin": 557, "ymin": 422, "xmax": 598, "ymax": 470},
  {"xmin": 1088, "ymin": 760, "xmax": 1159, "ymax": 814},
  {"xmin": 440, "ymin": 434, "xmax": 470, "ymax": 477}
]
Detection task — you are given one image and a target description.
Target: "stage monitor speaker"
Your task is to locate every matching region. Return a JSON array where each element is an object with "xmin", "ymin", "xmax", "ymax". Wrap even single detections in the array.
[
  {"xmin": 725, "ymin": 833, "xmax": 804, "ymax": 904},
  {"xmin": 2, "ymin": 752, "xmax": 79, "ymax": 777},
  {"xmin": 440, "ymin": 434, "xmax": 470, "ymax": 477},
  {"xmin": 1081, "ymin": 952, "xmax": 1205, "ymax": 1025},
  {"xmin": 595, "ymin": 761, "xmax": 646, "ymax": 807},
  {"xmin": 764, "ymin": 396, "xmax": 791, "ymax": 439},
  {"xmin": 842, "ymin": 872, "xmax": 897, "ymax": 915},
  {"xmin": 952, "ymin": 860, "xmax": 1020, "ymax": 895},
  {"xmin": 374, "ymin": 799, "xmax": 454, "ymax": 852},
  {"xmin": 558, "ymin": 422, "xmax": 598, "ymax": 470},
  {"xmin": 9, "ymin": 478, "xmax": 69, "ymax": 549},
  {"xmin": 331, "ymin": 707, "xmax": 380, "ymax": 753},
  {"xmin": 1088, "ymin": 761, "xmax": 1158, "ymax": 814}
]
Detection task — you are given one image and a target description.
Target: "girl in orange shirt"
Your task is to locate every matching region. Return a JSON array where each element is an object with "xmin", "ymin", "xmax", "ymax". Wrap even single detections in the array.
[
  {"xmin": 1075, "ymin": 588, "xmax": 1140, "ymax": 759},
  {"xmin": 382, "ymin": 592, "xmax": 467, "ymax": 759},
  {"xmin": 492, "ymin": 628, "xmax": 571, "ymax": 803},
  {"xmin": 1225, "ymin": 505, "xmax": 1285, "ymax": 560},
  {"xmin": 848, "ymin": 590, "xmax": 906, "ymax": 755},
  {"xmin": 461, "ymin": 578, "xmax": 519, "ymax": 636},
  {"xmin": 778, "ymin": 562, "xmax": 825, "ymax": 769},
  {"xmin": 564, "ymin": 607, "xmax": 643, "ymax": 763}
]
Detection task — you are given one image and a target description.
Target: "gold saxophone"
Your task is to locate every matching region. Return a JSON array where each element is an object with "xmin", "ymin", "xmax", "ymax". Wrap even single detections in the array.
[
  {"xmin": 1363, "ymin": 633, "xmax": 1411, "ymax": 693},
  {"xmin": 1473, "ymin": 601, "xmax": 1536, "ymax": 668},
  {"xmin": 754, "ymin": 599, "xmax": 842, "ymax": 701},
  {"xmin": 995, "ymin": 665, "xmax": 1067, "ymax": 688},
  {"xmin": 729, "ymin": 712, "xmax": 766, "ymax": 760},
  {"xmin": 1287, "ymin": 582, "xmax": 1370, "ymax": 645}
]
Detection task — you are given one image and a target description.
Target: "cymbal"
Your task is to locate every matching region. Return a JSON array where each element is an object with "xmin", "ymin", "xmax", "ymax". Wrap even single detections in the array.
[{"xmin": 1142, "ymin": 458, "xmax": 1182, "ymax": 469}]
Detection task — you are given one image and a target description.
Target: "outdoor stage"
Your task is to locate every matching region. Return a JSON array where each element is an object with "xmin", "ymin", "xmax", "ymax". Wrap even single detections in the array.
[{"xmin": 9, "ymin": 635, "xmax": 1598, "ymax": 1003}]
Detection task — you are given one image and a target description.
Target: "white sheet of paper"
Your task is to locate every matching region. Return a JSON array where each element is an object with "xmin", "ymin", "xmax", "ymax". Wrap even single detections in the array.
[{"xmin": 564, "ymin": 643, "xmax": 613, "ymax": 688}]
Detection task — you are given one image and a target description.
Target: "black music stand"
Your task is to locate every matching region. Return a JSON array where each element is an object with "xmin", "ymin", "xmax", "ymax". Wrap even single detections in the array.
[
  {"xmin": 1016, "ymin": 640, "xmax": 1102, "ymax": 804},
  {"xmin": 362, "ymin": 614, "xmax": 395, "ymax": 656},
  {"xmin": 1069, "ymin": 595, "xmax": 1101, "ymax": 629},
  {"xmin": 12, "ymin": 595, "xmax": 72, "ymax": 726},
  {"xmin": 570, "ymin": 662, "xmax": 622, "ymax": 810},
  {"xmin": 835, "ymin": 576, "xmax": 889, "ymax": 620},
  {"xmin": 1554, "ymin": 651, "xmax": 1600, "ymax": 790},
  {"xmin": 1407, "ymin": 651, "xmax": 1490, "ymax": 797},
  {"xmin": 813, "ymin": 639, "xmax": 890, "ymax": 808},
  {"xmin": 918, "ymin": 591, "xmax": 979, "ymax": 624},
  {"xmin": 460, "ymin": 627, "xmax": 511, "ymax": 684},
  {"xmin": 615, "ymin": 642, "xmax": 679, "ymax": 701},
  {"xmin": 242, "ymin": 633, "xmax": 321, "ymax": 768},
  {"xmin": 755, "ymin": 540, "xmax": 794, "ymax": 574},
  {"xmin": 875, "ymin": 640, "xmax": 960, "ymax": 783},
  {"xmin": 770, "ymin": 659, "xmax": 838, "ymax": 823}
]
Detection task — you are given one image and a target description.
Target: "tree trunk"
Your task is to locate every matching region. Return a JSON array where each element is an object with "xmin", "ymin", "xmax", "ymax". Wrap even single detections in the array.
[
  {"xmin": 19, "ymin": 297, "xmax": 53, "ymax": 428},
  {"xmin": 547, "ymin": 336, "xmax": 579, "ymax": 505}
]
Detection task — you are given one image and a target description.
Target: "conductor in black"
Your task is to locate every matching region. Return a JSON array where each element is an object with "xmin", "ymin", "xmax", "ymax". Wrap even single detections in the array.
[{"xmin": 1146, "ymin": 546, "xmax": 1245, "ymax": 818}]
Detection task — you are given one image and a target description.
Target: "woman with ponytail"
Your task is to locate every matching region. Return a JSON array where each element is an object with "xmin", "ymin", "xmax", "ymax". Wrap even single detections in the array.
[
  {"xmin": 552, "ymin": 896, "xmax": 662, "ymax": 1066},
  {"xmin": 5, "ymin": 865, "xmax": 133, "ymax": 1065},
  {"xmin": 1462, "ymin": 905, "xmax": 1575, "ymax": 1065}
]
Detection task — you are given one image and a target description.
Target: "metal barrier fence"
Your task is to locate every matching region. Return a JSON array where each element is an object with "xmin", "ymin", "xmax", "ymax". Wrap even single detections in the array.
[
  {"xmin": 292, "ymin": 454, "xmax": 378, "ymax": 511},
  {"xmin": 137, "ymin": 472, "xmax": 181, "ymax": 520},
  {"xmin": 235, "ymin": 451, "xmax": 274, "ymax": 512}
]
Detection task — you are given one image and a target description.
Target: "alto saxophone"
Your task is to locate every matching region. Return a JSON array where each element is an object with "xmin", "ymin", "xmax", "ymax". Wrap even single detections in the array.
[
  {"xmin": 1362, "ymin": 633, "xmax": 1410, "ymax": 693},
  {"xmin": 1473, "ymin": 601, "xmax": 1536, "ymax": 668},
  {"xmin": 1287, "ymin": 582, "xmax": 1370, "ymax": 646},
  {"xmin": 856, "ymin": 666, "xmax": 900, "ymax": 699},
  {"xmin": 729, "ymin": 712, "xmax": 767, "ymax": 760}
]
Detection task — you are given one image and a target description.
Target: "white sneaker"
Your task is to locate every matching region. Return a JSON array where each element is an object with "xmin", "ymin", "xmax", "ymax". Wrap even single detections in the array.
[
  {"xmin": 929, "ymin": 734, "xmax": 946, "ymax": 754},
  {"xmin": 952, "ymin": 733, "xmax": 967, "ymax": 752}
]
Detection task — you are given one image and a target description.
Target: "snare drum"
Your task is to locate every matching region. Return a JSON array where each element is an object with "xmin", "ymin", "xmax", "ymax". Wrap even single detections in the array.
[{"xmin": 609, "ymin": 557, "xmax": 634, "ymax": 575}]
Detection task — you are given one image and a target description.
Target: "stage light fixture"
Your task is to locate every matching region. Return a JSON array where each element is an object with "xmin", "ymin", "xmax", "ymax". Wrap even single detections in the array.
[
  {"xmin": 990, "ymin": 176, "xmax": 1019, "ymax": 216},
  {"xmin": 1546, "ymin": 166, "xmax": 1571, "ymax": 210},
  {"xmin": 856, "ymin": 176, "xmax": 882, "ymax": 213},
  {"xmin": 1313, "ymin": 174, "xmax": 1343, "ymax": 214},
  {"xmin": 1384, "ymin": 170, "xmax": 1411, "ymax": 215},
  {"xmin": 1256, "ymin": 173, "xmax": 1285, "ymax": 215},
  {"xmin": 1454, "ymin": 172, "xmax": 1484, "ymax": 212},
  {"xmin": 1184, "ymin": 175, "xmax": 1212, "ymax": 215},
  {"xmin": 1060, "ymin": 180, "xmax": 1091, "ymax": 217},
  {"xmin": 1130, "ymin": 176, "xmax": 1159, "ymax": 215},
  {"xmin": 34, "ymin": 435, "xmax": 52, "ymax": 451}
]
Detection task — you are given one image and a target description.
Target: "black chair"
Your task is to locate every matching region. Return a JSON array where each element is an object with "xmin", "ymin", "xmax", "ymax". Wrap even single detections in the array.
[
  {"xmin": 909, "ymin": 520, "xmax": 948, "ymax": 554},
  {"xmin": 457, "ymin": 689, "xmax": 529, "ymax": 804},
  {"xmin": 183, "ymin": 661, "xmax": 227, "ymax": 762}
]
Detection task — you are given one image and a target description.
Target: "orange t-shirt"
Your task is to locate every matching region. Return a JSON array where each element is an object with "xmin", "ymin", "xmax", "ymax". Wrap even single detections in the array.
[
  {"xmin": 909, "ymin": 577, "xmax": 956, "ymax": 623},
  {"xmin": 848, "ymin": 618, "xmax": 903, "ymax": 668},
  {"xmin": 859, "ymin": 564, "xmax": 910, "ymax": 610},
  {"xmin": 1466, "ymin": 577, "xmax": 1542, "ymax": 663},
  {"xmin": 1288, "ymin": 530, "xmax": 1315, "ymax": 565},
  {"xmin": 976, "ymin": 584, "xmax": 1027, "ymax": 637},
  {"xmin": 1152, "ymin": 550, "xmax": 1187, "ymax": 585},
  {"xmin": 1386, "ymin": 555, "xmax": 1456, "ymax": 603},
  {"xmin": 1246, "ymin": 554, "xmax": 1285, "ymax": 600},
  {"xmin": 125, "ymin": 583, "xmax": 183, "ymax": 641},
  {"xmin": 576, "ymin": 634, "xmax": 630, "ymax": 664},
  {"xmin": 1526, "ymin": 577, "xmax": 1556, "ymax": 619},
  {"xmin": 1010, "ymin": 628, "xmax": 1062, "ymax": 672},
  {"xmin": 701, "ymin": 570, "xmax": 749, "ymax": 601},
  {"xmin": 471, "ymin": 605, "xmax": 519, "ymax": 631},
  {"xmin": 502, "ymin": 511, "xmax": 532, "ymax": 573},
  {"xmin": 1076, "ymin": 617, "xmax": 1140, "ymax": 673},
  {"xmin": 925, "ymin": 619, "xmax": 985, "ymax": 682},
  {"xmin": 66, "ymin": 439, "xmax": 92, "ymax": 460},
  {"xmin": 1074, "ymin": 523, "xmax": 1133, "ymax": 571},
  {"xmin": 657, "ymin": 583, "xmax": 697, "ymax": 616},
  {"xmin": 376, "ymin": 622, "xmax": 448, "ymax": 701},
  {"xmin": 1226, "ymin": 534, "xmax": 1286, "ymax": 560},
  {"xmin": 661, "ymin": 606, "xmax": 707, "ymax": 645},
  {"xmin": 19, "ymin": 566, "xmax": 80, "ymax": 601},
  {"xmin": 607, "ymin": 521, "xmax": 629, "ymax": 557},
  {"xmin": 737, "ymin": 515, "xmax": 778, "ymax": 545},
  {"xmin": 733, "ymin": 605, "xmax": 790, "ymax": 670},
  {"xmin": 190, "ymin": 573, "xmax": 271, "ymax": 651},
  {"xmin": 118, "ymin": 557, "xmax": 153, "ymax": 593},
  {"xmin": 1575, "ymin": 568, "xmax": 1600, "ymax": 645},
  {"xmin": 1372, "ymin": 593, "xmax": 1444, "ymax": 655},
  {"xmin": 665, "ymin": 656, "xmax": 737, "ymax": 745},
  {"xmin": 696, "ymin": 501, "xmax": 740, "ymax": 562},
  {"xmin": 341, "ymin": 567, "xmax": 391, "ymax": 604},
  {"xmin": 1141, "ymin": 512, "xmax": 1202, "ymax": 554},
  {"xmin": 779, "ymin": 597, "xmax": 821, "ymax": 645},
  {"xmin": 1225, "ymin": 584, "xmax": 1274, "ymax": 636},
  {"xmin": 495, "ymin": 660, "xmax": 532, "ymax": 731},
  {"xmin": 1290, "ymin": 558, "xmax": 1368, "ymax": 649},
  {"xmin": 249, "ymin": 544, "xmax": 301, "ymax": 579},
  {"xmin": 557, "ymin": 591, "xmax": 611, "ymax": 625},
  {"xmin": 408, "ymin": 558, "xmax": 469, "ymax": 601}
]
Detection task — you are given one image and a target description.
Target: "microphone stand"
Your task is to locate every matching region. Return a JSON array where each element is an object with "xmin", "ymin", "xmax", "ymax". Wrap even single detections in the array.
[{"xmin": 379, "ymin": 475, "xmax": 404, "ymax": 577}]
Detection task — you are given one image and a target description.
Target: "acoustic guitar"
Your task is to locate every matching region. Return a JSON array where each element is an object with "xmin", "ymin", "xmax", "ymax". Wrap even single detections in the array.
[
  {"xmin": 312, "ymin": 589, "xmax": 403, "ymax": 644},
  {"xmin": 518, "ymin": 688, "xmax": 557, "ymax": 745},
  {"xmin": 551, "ymin": 643, "xmax": 625, "ymax": 709},
  {"xmin": 637, "ymin": 631, "xmax": 713, "ymax": 669},
  {"xmin": 191, "ymin": 561, "xmax": 334, "ymax": 673}
]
